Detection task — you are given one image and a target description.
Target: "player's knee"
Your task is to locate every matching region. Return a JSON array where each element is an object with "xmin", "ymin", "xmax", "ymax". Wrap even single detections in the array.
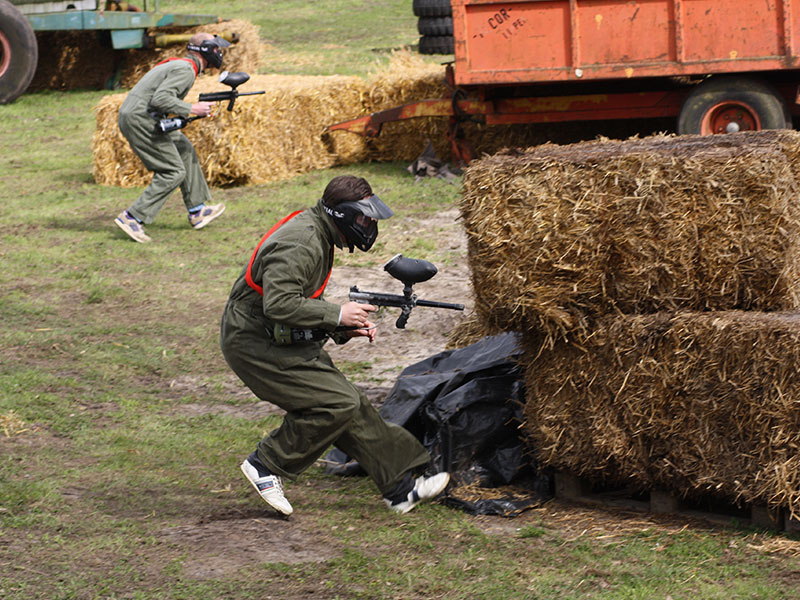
[
  {"xmin": 162, "ymin": 164, "xmax": 186, "ymax": 187},
  {"xmin": 327, "ymin": 394, "xmax": 359, "ymax": 426}
]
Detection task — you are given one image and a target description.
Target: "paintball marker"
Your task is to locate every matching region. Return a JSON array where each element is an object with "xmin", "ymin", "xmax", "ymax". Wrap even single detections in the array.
[
  {"xmin": 157, "ymin": 71, "xmax": 265, "ymax": 133},
  {"xmin": 349, "ymin": 254, "xmax": 464, "ymax": 329}
]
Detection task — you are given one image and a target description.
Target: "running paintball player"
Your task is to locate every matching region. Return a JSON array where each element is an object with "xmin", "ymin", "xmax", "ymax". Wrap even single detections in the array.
[{"xmin": 114, "ymin": 32, "xmax": 228, "ymax": 243}]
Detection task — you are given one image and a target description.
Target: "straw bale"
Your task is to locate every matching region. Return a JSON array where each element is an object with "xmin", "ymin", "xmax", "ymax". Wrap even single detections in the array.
[
  {"xmin": 521, "ymin": 310, "xmax": 800, "ymax": 517},
  {"xmin": 92, "ymin": 73, "xmax": 369, "ymax": 187},
  {"xmin": 460, "ymin": 130, "xmax": 800, "ymax": 342},
  {"xmin": 119, "ymin": 19, "xmax": 263, "ymax": 89}
]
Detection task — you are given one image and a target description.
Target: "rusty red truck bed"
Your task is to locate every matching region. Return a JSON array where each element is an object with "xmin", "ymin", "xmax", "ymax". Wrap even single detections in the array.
[{"xmin": 453, "ymin": 0, "xmax": 800, "ymax": 85}]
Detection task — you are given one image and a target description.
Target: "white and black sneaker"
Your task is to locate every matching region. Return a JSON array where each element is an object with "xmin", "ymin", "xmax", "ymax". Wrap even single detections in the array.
[
  {"xmin": 383, "ymin": 472, "xmax": 450, "ymax": 514},
  {"xmin": 240, "ymin": 455, "xmax": 293, "ymax": 516}
]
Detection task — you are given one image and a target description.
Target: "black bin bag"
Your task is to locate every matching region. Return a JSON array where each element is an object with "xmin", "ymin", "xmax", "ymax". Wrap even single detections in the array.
[{"xmin": 324, "ymin": 333, "xmax": 553, "ymax": 515}]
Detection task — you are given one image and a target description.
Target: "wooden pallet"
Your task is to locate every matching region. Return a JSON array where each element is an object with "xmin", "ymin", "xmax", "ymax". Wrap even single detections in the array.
[{"xmin": 554, "ymin": 471, "xmax": 800, "ymax": 533}]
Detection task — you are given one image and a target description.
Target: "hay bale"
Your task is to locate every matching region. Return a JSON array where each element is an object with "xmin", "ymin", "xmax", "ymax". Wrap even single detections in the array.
[
  {"xmin": 93, "ymin": 52, "xmax": 454, "ymax": 187},
  {"xmin": 92, "ymin": 73, "xmax": 369, "ymax": 187},
  {"xmin": 460, "ymin": 131, "xmax": 800, "ymax": 342},
  {"xmin": 521, "ymin": 310, "xmax": 800, "ymax": 517},
  {"xmin": 119, "ymin": 19, "xmax": 263, "ymax": 89}
]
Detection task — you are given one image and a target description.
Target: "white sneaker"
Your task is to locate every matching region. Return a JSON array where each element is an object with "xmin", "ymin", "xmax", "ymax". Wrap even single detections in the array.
[
  {"xmin": 188, "ymin": 203, "xmax": 225, "ymax": 229},
  {"xmin": 384, "ymin": 472, "xmax": 450, "ymax": 514},
  {"xmin": 240, "ymin": 459, "xmax": 293, "ymax": 515}
]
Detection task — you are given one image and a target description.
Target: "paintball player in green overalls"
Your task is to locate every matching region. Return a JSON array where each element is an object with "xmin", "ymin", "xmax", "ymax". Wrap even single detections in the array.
[
  {"xmin": 114, "ymin": 32, "xmax": 228, "ymax": 243},
  {"xmin": 220, "ymin": 175, "xmax": 450, "ymax": 515}
]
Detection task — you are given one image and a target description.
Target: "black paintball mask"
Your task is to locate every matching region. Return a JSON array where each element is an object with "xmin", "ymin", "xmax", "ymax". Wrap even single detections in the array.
[
  {"xmin": 187, "ymin": 35, "xmax": 231, "ymax": 69},
  {"xmin": 323, "ymin": 194, "xmax": 394, "ymax": 252}
]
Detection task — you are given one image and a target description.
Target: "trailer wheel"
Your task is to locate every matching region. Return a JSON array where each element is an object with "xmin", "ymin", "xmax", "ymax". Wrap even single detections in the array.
[
  {"xmin": 418, "ymin": 17, "xmax": 453, "ymax": 36},
  {"xmin": 413, "ymin": 0, "xmax": 452, "ymax": 18},
  {"xmin": 418, "ymin": 35, "xmax": 454, "ymax": 55},
  {"xmin": 0, "ymin": 0, "xmax": 38, "ymax": 104},
  {"xmin": 678, "ymin": 76, "xmax": 790, "ymax": 135}
]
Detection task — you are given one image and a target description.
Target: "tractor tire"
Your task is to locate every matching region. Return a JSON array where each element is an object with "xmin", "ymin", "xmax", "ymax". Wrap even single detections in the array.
[
  {"xmin": 677, "ymin": 76, "xmax": 791, "ymax": 135},
  {"xmin": 413, "ymin": 0, "xmax": 452, "ymax": 18},
  {"xmin": 0, "ymin": 0, "xmax": 38, "ymax": 104},
  {"xmin": 418, "ymin": 16, "xmax": 453, "ymax": 36},
  {"xmin": 418, "ymin": 35, "xmax": 454, "ymax": 55}
]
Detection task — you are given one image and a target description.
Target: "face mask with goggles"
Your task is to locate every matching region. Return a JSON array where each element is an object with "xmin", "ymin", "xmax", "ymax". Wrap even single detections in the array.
[
  {"xmin": 187, "ymin": 35, "xmax": 231, "ymax": 69},
  {"xmin": 322, "ymin": 194, "xmax": 394, "ymax": 252}
]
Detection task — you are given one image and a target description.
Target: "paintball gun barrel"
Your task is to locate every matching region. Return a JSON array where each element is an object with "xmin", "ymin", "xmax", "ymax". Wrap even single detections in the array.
[
  {"xmin": 349, "ymin": 254, "xmax": 464, "ymax": 329},
  {"xmin": 157, "ymin": 71, "xmax": 265, "ymax": 133}
]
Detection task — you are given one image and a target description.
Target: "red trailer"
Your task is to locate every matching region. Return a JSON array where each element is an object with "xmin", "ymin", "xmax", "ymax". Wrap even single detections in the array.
[{"xmin": 331, "ymin": 0, "xmax": 800, "ymax": 161}]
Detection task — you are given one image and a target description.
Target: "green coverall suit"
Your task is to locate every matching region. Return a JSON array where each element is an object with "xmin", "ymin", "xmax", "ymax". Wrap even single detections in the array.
[
  {"xmin": 118, "ymin": 55, "xmax": 212, "ymax": 224},
  {"xmin": 220, "ymin": 201, "xmax": 430, "ymax": 495}
]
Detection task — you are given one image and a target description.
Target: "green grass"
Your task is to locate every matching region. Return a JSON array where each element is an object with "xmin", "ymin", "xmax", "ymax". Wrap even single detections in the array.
[{"xmin": 1, "ymin": 1, "xmax": 799, "ymax": 598}]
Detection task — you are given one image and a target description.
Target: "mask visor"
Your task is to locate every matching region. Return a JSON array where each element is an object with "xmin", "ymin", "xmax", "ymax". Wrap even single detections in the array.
[{"xmin": 343, "ymin": 194, "xmax": 393, "ymax": 220}]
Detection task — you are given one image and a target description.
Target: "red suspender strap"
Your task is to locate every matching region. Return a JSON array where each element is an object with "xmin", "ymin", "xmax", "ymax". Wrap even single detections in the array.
[
  {"xmin": 155, "ymin": 57, "xmax": 199, "ymax": 76},
  {"xmin": 313, "ymin": 248, "xmax": 334, "ymax": 299},
  {"xmin": 245, "ymin": 211, "xmax": 333, "ymax": 299}
]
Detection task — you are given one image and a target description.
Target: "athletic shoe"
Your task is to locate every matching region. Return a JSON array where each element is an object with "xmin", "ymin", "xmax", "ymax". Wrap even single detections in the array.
[
  {"xmin": 384, "ymin": 472, "xmax": 450, "ymax": 514},
  {"xmin": 188, "ymin": 203, "xmax": 226, "ymax": 229},
  {"xmin": 240, "ymin": 459, "xmax": 293, "ymax": 515},
  {"xmin": 114, "ymin": 211, "xmax": 151, "ymax": 243}
]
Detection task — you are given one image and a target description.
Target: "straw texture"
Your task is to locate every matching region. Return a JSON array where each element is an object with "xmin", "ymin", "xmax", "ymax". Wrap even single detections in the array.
[
  {"xmin": 459, "ymin": 131, "xmax": 800, "ymax": 343},
  {"xmin": 521, "ymin": 311, "xmax": 800, "ymax": 517}
]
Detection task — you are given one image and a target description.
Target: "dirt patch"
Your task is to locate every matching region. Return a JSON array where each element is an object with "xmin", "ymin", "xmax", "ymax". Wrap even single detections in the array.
[{"xmin": 162, "ymin": 513, "xmax": 339, "ymax": 579}]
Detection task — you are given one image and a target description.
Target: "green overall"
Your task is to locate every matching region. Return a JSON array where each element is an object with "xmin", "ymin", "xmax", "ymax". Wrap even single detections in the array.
[
  {"xmin": 118, "ymin": 55, "xmax": 211, "ymax": 224},
  {"xmin": 220, "ymin": 201, "xmax": 430, "ymax": 494}
]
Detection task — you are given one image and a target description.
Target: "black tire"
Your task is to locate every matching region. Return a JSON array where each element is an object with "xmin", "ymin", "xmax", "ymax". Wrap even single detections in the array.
[
  {"xmin": 0, "ymin": 0, "xmax": 38, "ymax": 104},
  {"xmin": 413, "ymin": 0, "xmax": 452, "ymax": 18},
  {"xmin": 677, "ymin": 76, "xmax": 791, "ymax": 135},
  {"xmin": 418, "ymin": 35, "xmax": 454, "ymax": 55},
  {"xmin": 418, "ymin": 16, "xmax": 453, "ymax": 36}
]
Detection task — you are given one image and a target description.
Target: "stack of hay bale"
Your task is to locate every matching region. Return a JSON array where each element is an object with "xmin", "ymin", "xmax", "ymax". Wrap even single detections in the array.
[{"xmin": 459, "ymin": 130, "xmax": 800, "ymax": 519}]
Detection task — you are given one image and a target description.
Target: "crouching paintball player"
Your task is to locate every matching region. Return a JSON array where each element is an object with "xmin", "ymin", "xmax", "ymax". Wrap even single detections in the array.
[{"xmin": 220, "ymin": 175, "xmax": 449, "ymax": 515}]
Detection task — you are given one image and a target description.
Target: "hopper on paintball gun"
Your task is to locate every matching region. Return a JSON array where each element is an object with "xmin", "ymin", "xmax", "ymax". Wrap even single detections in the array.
[
  {"xmin": 349, "ymin": 254, "xmax": 464, "ymax": 329},
  {"xmin": 157, "ymin": 71, "xmax": 265, "ymax": 133}
]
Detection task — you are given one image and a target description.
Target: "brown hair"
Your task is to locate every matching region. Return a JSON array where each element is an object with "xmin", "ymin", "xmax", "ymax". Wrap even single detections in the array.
[{"xmin": 322, "ymin": 175, "xmax": 372, "ymax": 207}]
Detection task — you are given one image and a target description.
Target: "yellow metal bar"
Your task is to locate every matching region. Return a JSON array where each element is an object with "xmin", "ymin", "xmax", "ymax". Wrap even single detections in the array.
[{"xmin": 152, "ymin": 31, "xmax": 239, "ymax": 48}]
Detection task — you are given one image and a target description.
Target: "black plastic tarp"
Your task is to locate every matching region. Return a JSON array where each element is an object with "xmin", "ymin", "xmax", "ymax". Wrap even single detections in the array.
[{"xmin": 325, "ymin": 333, "xmax": 553, "ymax": 515}]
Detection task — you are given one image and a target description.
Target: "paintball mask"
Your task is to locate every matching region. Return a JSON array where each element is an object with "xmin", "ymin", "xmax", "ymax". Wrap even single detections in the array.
[
  {"xmin": 323, "ymin": 194, "xmax": 394, "ymax": 252},
  {"xmin": 187, "ymin": 35, "xmax": 231, "ymax": 69}
]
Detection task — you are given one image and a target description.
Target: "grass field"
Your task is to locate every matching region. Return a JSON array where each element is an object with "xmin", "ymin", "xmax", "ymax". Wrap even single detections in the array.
[{"xmin": 1, "ymin": 1, "xmax": 799, "ymax": 598}]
